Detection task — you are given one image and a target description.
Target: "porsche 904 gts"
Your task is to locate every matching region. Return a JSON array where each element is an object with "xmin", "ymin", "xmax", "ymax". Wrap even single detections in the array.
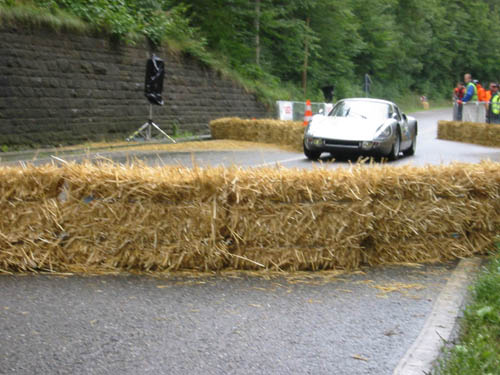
[{"xmin": 303, "ymin": 98, "xmax": 417, "ymax": 160}]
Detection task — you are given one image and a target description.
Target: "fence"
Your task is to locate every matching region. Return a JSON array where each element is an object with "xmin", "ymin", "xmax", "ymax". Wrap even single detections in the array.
[
  {"xmin": 452, "ymin": 101, "xmax": 492, "ymax": 123},
  {"xmin": 278, "ymin": 100, "xmax": 495, "ymax": 124},
  {"xmin": 276, "ymin": 101, "xmax": 333, "ymax": 121}
]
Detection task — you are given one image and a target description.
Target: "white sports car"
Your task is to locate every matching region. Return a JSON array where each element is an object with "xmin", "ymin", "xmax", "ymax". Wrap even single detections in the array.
[{"xmin": 303, "ymin": 98, "xmax": 417, "ymax": 160}]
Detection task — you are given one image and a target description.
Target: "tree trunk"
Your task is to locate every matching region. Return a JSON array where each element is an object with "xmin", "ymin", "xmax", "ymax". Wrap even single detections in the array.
[
  {"xmin": 302, "ymin": 16, "xmax": 310, "ymax": 96},
  {"xmin": 255, "ymin": 0, "xmax": 261, "ymax": 65}
]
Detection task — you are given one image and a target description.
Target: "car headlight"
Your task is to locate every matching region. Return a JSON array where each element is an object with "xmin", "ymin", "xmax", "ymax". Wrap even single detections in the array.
[
  {"xmin": 361, "ymin": 141, "xmax": 374, "ymax": 150},
  {"xmin": 376, "ymin": 126, "xmax": 392, "ymax": 139},
  {"xmin": 305, "ymin": 133, "xmax": 323, "ymax": 146}
]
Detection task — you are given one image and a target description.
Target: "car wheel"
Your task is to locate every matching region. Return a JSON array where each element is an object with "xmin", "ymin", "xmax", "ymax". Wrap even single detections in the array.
[
  {"xmin": 403, "ymin": 132, "xmax": 416, "ymax": 156},
  {"xmin": 303, "ymin": 141, "xmax": 322, "ymax": 160},
  {"xmin": 388, "ymin": 131, "xmax": 401, "ymax": 161}
]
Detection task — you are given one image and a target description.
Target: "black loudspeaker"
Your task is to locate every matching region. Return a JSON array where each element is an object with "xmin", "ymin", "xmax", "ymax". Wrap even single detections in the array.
[
  {"xmin": 144, "ymin": 55, "xmax": 165, "ymax": 106},
  {"xmin": 321, "ymin": 85, "xmax": 334, "ymax": 102}
]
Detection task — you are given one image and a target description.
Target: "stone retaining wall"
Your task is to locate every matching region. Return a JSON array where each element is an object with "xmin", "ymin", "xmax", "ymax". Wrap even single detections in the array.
[{"xmin": 0, "ymin": 26, "xmax": 269, "ymax": 148}]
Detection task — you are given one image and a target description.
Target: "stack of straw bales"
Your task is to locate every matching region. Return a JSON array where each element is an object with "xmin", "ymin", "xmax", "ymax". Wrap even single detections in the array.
[
  {"xmin": 438, "ymin": 120, "xmax": 500, "ymax": 147},
  {"xmin": 0, "ymin": 161, "xmax": 498, "ymax": 274},
  {"xmin": 210, "ymin": 118, "xmax": 305, "ymax": 151}
]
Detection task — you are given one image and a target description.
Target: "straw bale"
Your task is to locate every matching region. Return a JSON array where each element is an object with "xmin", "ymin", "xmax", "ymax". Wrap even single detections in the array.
[
  {"xmin": 367, "ymin": 234, "xmax": 494, "ymax": 265},
  {"xmin": 228, "ymin": 245, "xmax": 363, "ymax": 271},
  {"xmin": 210, "ymin": 118, "xmax": 304, "ymax": 151},
  {"xmin": 366, "ymin": 162, "xmax": 500, "ymax": 201},
  {"xmin": 0, "ymin": 160, "xmax": 498, "ymax": 274},
  {"xmin": 60, "ymin": 161, "xmax": 230, "ymax": 203},
  {"xmin": 56, "ymin": 199, "xmax": 228, "ymax": 272},
  {"xmin": 0, "ymin": 164, "xmax": 63, "ymax": 201},
  {"xmin": 223, "ymin": 165, "xmax": 374, "ymax": 204},
  {"xmin": 0, "ymin": 200, "xmax": 62, "ymax": 272},
  {"xmin": 226, "ymin": 201, "xmax": 371, "ymax": 249},
  {"xmin": 370, "ymin": 196, "xmax": 499, "ymax": 242},
  {"xmin": 438, "ymin": 120, "xmax": 500, "ymax": 147},
  {"xmin": 51, "ymin": 162, "xmax": 231, "ymax": 272}
]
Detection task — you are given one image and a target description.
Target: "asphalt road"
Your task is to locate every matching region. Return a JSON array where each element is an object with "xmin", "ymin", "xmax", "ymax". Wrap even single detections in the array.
[
  {"xmin": 1, "ymin": 262, "xmax": 457, "ymax": 375},
  {"xmin": 1, "ymin": 108, "xmax": 498, "ymax": 374}
]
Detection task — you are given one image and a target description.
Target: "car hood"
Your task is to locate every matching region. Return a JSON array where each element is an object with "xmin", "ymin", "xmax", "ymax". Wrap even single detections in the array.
[{"xmin": 307, "ymin": 116, "xmax": 385, "ymax": 141}]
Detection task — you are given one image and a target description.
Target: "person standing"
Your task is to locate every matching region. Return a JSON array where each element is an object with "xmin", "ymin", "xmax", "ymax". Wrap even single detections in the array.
[
  {"xmin": 485, "ymin": 82, "xmax": 494, "ymax": 122},
  {"xmin": 453, "ymin": 82, "xmax": 465, "ymax": 120},
  {"xmin": 475, "ymin": 80, "xmax": 487, "ymax": 122},
  {"xmin": 487, "ymin": 83, "xmax": 500, "ymax": 124},
  {"xmin": 485, "ymin": 83, "xmax": 493, "ymax": 104},
  {"xmin": 458, "ymin": 73, "xmax": 478, "ymax": 122}
]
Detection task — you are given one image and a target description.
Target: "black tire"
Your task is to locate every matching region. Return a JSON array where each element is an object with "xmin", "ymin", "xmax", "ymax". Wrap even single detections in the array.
[
  {"xmin": 388, "ymin": 130, "xmax": 401, "ymax": 161},
  {"xmin": 303, "ymin": 141, "xmax": 322, "ymax": 160},
  {"xmin": 403, "ymin": 131, "xmax": 417, "ymax": 156}
]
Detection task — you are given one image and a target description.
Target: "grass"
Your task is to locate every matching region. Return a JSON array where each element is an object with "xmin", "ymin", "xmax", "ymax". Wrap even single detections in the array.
[
  {"xmin": 434, "ymin": 240, "xmax": 500, "ymax": 375},
  {"xmin": 0, "ymin": 2, "xmax": 88, "ymax": 34}
]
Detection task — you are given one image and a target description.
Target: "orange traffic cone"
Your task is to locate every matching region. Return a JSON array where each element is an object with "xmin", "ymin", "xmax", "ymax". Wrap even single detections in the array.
[{"xmin": 303, "ymin": 100, "xmax": 312, "ymax": 126}]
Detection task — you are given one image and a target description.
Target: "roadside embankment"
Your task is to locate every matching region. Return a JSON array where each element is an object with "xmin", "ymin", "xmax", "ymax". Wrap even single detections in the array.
[
  {"xmin": 0, "ymin": 27, "xmax": 268, "ymax": 149},
  {"xmin": 438, "ymin": 120, "xmax": 500, "ymax": 147},
  {"xmin": 1, "ymin": 161, "xmax": 498, "ymax": 274}
]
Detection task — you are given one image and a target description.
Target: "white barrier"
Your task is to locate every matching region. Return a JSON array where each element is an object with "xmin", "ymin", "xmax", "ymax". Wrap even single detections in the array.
[
  {"xmin": 453, "ymin": 101, "xmax": 490, "ymax": 123},
  {"xmin": 276, "ymin": 101, "xmax": 333, "ymax": 121}
]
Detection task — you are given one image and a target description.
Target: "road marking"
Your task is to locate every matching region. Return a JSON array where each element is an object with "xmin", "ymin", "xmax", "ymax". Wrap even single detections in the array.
[
  {"xmin": 393, "ymin": 257, "xmax": 482, "ymax": 375},
  {"xmin": 255, "ymin": 156, "xmax": 305, "ymax": 167}
]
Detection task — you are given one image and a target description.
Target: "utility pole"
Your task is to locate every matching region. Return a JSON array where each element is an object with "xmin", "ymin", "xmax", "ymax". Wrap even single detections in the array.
[
  {"xmin": 255, "ymin": 0, "xmax": 261, "ymax": 66},
  {"xmin": 302, "ymin": 16, "xmax": 310, "ymax": 96},
  {"xmin": 364, "ymin": 73, "xmax": 372, "ymax": 97}
]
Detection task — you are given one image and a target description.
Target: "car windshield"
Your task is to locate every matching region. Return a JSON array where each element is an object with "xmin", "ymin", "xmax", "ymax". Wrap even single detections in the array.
[{"xmin": 329, "ymin": 100, "xmax": 390, "ymax": 122}]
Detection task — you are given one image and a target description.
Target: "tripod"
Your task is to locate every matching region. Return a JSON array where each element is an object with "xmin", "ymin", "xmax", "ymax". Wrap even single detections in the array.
[{"xmin": 126, "ymin": 104, "xmax": 176, "ymax": 143}]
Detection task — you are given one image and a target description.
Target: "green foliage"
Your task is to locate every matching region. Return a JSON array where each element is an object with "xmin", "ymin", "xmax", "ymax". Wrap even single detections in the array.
[
  {"xmin": 435, "ymin": 249, "xmax": 500, "ymax": 375},
  {"xmin": 0, "ymin": 1, "xmax": 87, "ymax": 32},
  {"xmin": 2, "ymin": 0, "xmax": 500, "ymax": 105}
]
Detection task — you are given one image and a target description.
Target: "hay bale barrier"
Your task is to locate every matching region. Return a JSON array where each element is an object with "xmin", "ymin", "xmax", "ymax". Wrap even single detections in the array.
[
  {"xmin": 210, "ymin": 118, "xmax": 305, "ymax": 151},
  {"xmin": 438, "ymin": 120, "xmax": 500, "ymax": 147},
  {"xmin": 0, "ymin": 161, "xmax": 498, "ymax": 274}
]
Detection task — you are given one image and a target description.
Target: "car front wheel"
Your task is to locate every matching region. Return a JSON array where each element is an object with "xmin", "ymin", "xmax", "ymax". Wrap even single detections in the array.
[
  {"xmin": 303, "ymin": 141, "xmax": 322, "ymax": 160},
  {"xmin": 388, "ymin": 131, "xmax": 401, "ymax": 161},
  {"xmin": 403, "ymin": 132, "xmax": 416, "ymax": 156}
]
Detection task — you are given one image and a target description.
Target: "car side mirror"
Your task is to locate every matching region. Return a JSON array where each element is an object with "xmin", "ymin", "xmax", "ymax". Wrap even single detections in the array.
[
  {"xmin": 319, "ymin": 108, "xmax": 324, "ymax": 115},
  {"xmin": 391, "ymin": 113, "xmax": 398, "ymax": 120}
]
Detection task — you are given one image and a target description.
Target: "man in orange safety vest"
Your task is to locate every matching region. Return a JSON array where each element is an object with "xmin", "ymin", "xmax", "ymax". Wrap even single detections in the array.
[{"xmin": 474, "ymin": 80, "xmax": 487, "ymax": 122}]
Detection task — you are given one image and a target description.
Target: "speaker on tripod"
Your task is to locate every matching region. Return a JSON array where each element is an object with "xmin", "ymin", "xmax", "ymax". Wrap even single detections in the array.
[
  {"xmin": 145, "ymin": 54, "xmax": 165, "ymax": 106},
  {"xmin": 126, "ymin": 54, "xmax": 175, "ymax": 142}
]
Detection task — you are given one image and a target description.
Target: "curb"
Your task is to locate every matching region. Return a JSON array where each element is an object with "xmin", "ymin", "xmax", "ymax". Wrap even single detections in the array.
[{"xmin": 393, "ymin": 257, "xmax": 482, "ymax": 375}]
